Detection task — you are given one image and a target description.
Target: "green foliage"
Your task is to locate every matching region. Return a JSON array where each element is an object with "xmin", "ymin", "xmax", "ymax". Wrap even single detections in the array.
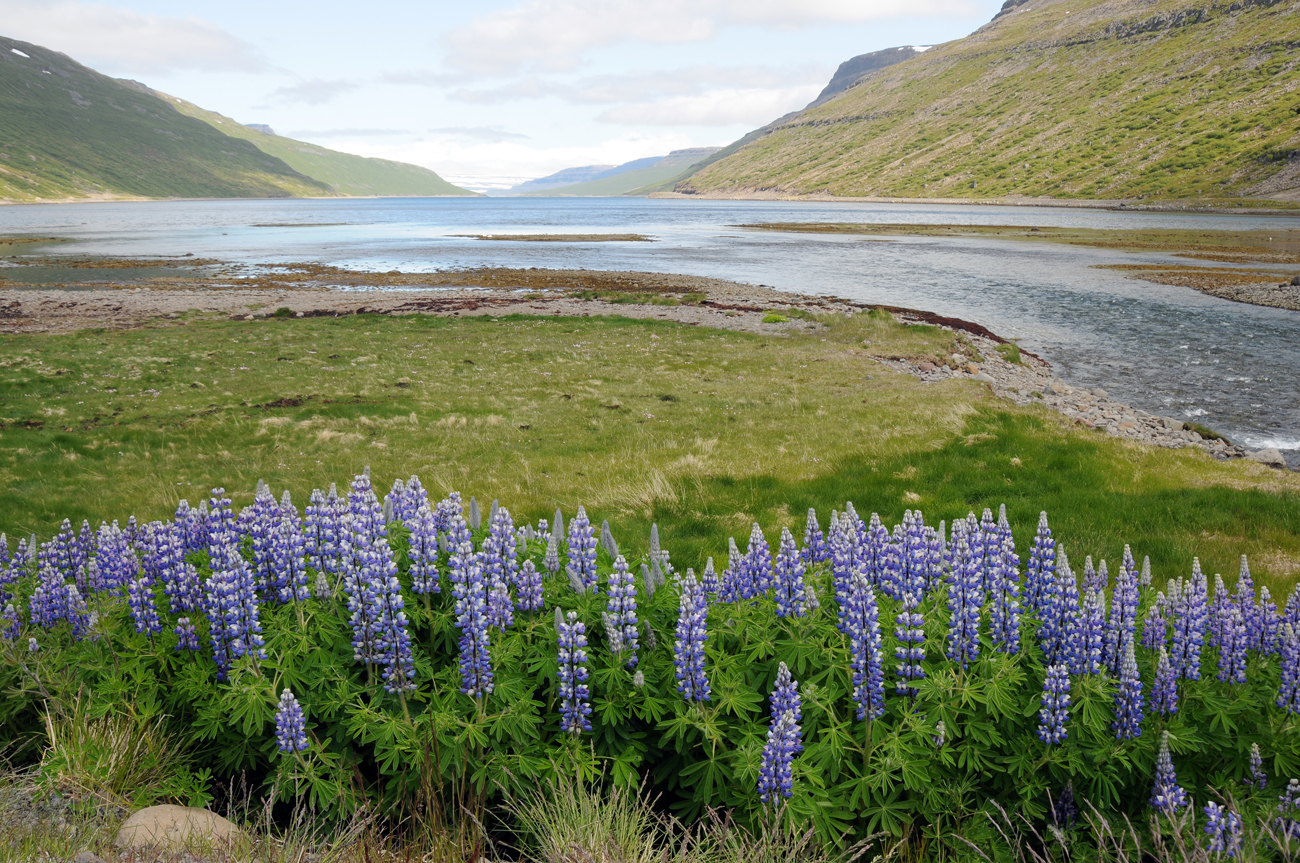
[
  {"xmin": 995, "ymin": 343, "xmax": 1022, "ymax": 365},
  {"xmin": 762, "ymin": 314, "xmax": 790, "ymax": 323}
]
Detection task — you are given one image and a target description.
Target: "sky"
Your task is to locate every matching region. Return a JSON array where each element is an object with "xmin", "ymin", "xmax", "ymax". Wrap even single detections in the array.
[{"xmin": 0, "ymin": 0, "xmax": 1005, "ymax": 191}]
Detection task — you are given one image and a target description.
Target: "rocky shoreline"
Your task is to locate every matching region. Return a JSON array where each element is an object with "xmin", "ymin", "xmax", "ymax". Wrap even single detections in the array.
[{"xmin": 1, "ymin": 268, "xmax": 1292, "ymax": 470}]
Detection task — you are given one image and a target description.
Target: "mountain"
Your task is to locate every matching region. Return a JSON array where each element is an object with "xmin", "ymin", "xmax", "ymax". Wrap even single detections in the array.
[
  {"xmin": 492, "ymin": 157, "xmax": 664, "ymax": 196},
  {"xmin": 159, "ymin": 93, "xmax": 474, "ymax": 198},
  {"xmin": 0, "ymin": 35, "xmax": 471, "ymax": 203},
  {"xmin": 522, "ymin": 149, "xmax": 721, "ymax": 197},
  {"xmin": 674, "ymin": 0, "xmax": 1300, "ymax": 202}
]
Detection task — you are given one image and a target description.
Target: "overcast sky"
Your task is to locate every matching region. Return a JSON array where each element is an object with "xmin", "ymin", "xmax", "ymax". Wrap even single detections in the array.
[{"xmin": 1, "ymin": 0, "xmax": 1003, "ymax": 190}]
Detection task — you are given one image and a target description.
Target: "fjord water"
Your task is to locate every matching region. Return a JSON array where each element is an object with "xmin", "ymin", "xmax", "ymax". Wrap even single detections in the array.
[{"xmin": 3, "ymin": 196, "xmax": 1298, "ymax": 461}]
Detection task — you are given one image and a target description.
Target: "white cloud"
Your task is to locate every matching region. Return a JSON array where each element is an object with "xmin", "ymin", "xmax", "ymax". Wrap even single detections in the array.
[
  {"xmin": 268, "ymin": 79, "xmax": 357, "ymax": 106},
  {"xmin": 599, "ymin": 84, "xmax": 822, "ymax": 126},
  {"xmin": 0, "ymin": 0, "xmax": 267, "ymax": 73},
  {"xmin": 444, "ymin": 0, "xmax": 974, "ymax": 73}
]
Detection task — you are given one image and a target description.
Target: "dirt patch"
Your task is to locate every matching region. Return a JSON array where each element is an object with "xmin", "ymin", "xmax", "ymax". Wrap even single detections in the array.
[{"xmin": 1097, "ymin": 264, "xmax": 1300, "ymax": 312}]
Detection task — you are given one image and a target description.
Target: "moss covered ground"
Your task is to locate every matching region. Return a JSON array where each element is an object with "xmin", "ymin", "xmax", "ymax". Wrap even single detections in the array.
[{"xmin": 1, "ymin": 310, "xmax": 1297, "ymax": 596}]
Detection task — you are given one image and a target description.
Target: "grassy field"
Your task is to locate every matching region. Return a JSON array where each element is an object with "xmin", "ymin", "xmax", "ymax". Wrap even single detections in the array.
[
  {"xmin": 679, "ymin": 0, "xmax": 1300, "ymax": 203},
  {"xmin": 1, "ymin": 309, "xmax": 1297, "ymax": 596}
]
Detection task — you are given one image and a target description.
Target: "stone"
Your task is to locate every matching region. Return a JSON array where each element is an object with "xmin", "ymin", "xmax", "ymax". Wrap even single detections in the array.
[
  {"xmin": 115, "ymin": 805, "xmax": 241, "ymax": 851},
  {"xmin": 973, "ymin": 372, "xmax": 995, "ymax": 383},
  {"xmin": 918, "ymin": 361, "xmax": 935, "ymax": 372},
  {"xmin": 1246, "ymin": 448, "xmax": 1288, "ymax": 469},
  {"xmin": 1048, "ymin": 380, "xmax": 1067, "ymax": 394},
  {"xmin": 1291, "ymin": 275, "xmax": 1300, "ymax": 286},
  {"xmin": 1091, "ymin": 388, "xmax": 1108, "ymax": 399},
  {"xmin": 966, "ymin": 363, "xmax": 980, "ymax": 375},
  {"xmin": 73, "ymin": 853, "xmax": 109, "ymax": 863},
  {"xmin": 1161, "ymin": 417, "xmax": 1181, "ymax": 430}
]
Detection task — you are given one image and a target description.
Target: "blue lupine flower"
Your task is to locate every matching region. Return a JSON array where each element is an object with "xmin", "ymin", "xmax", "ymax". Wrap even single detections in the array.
[
  {"xmin": 176, "ymin": 499, "xmax": 210, "ymax": 554},
  {"xmin": 1260, "ymin": 587, "xmax": 1281, "ymax": 656},
  {"xmin": 485, "ymin": 504, "xmax": 520, "ymax": 596},
  {"xmin": 487, "ymin": 552, "xmax": 516, "ymax": 632},
  {"xmin": 1081, "ymin": 555, "xmax": 1102, "ymax": 597},
  {"xmin": 543, "ymin": 530, "xmax": 561, "ymax": 577},
  {"xmin": 207, "ymin": 532, "xmax": 266, "ymax": 665},
  {"xmin": 1249, "ymin": 743, "xmax": 1267, "ymax": 790},
  {"xmin": 0, "ymin": 533, "xmax": 8, "ymax": 569},
  {"xmin": 556, "ymin": 608, "xmax": 592, "ymax": 734},
  {"xmin": 1217, "ymin": 605, "xmax": 1248, "ymax": 684},
  {"xmin": 770, "ymin": 661, "xmax": 802, "ymax": 753},
  {"xmin": 1234, "ymin": 555, "xmax": 1261, "ymax": 651},
  {"xmin": 174, "ymin": 617, "xmax": 200, "ymax": 651},
  {"xmin": 945, "ymin": 521, "xmax": 981, "ymax": 670},
  {"xmin": 1277, "ymin": 780, "xmax": 1300, "ymax": 842},
  {"xmin": 275, "ymin": 689, "xmax": 310, "ymax": 753},
  {"xmin": 374, "ymin": 566, "xmax": 416, "ymax": 695},
  {"xmin": 772, "ymin": 527, "xmax": 808, "ymax": 619},
  {"xmin": 1025, "ymin": 512, "xmax": 1056, "ymax": 618},
  {"xmin": 1104, "ymin": 549, "xmax": 1140, "ymax": 676},
  {"xmin": 1076, "ymin": 587, "xmax": 1107, "ymax": 675},
  {"xmin": 342, "ymin": 475, "xmax": 388, "ymax": 666},
  {"xmin": 245, "ymin": 481, "xmax": 281, "ymax": 594},
  {"xmin": 1285, "ymin": 585, "xmax": 1300, "ymax": 637},
  {"xmin": 605, "ymin": 555, "xmax": 639, "ymax": 667},
  {"xmin": 744, "ymin": 523, "xmax": 774, "ymax": 597},
  {"xmin": 1278, "ymin": 624, "xmax": 1299, "ymax": 714},
  {"xmin": 758, "ymin": 709, "xmax": 800, "ymax": 804},
  {"xmin": 65, "ymin": 585, "xmax": 89, "ymax": 640},
  {"xmin": 517, "ymin": 559, "xmax": 545, "ymax": 612},
  {"xmin": 566, "ymin": 506, "xmax": 599, "ymax": 593},
  {"xmin": 802, "ymin": 509, "xmax": 828, "ymax": 567},
  {"xmin": 1112, "ymin": 637, "xmax": 1144, "ymax": 740},
  {"xmin": 846, "ymin": 570, "xmax": 886, "ymax": 720},
  {"xmin": 989, "ymin": 528, "xmax": 1022, "ymax": 655},
  {"xmin": 1051, "ymin": 782, "xmax": 1077, "ymax": 828},
  {"xmin": 975, "ymin": 507, "xmax": 1000, "ymax": 593},
  {"xmin": 1141, "ymin": 593, "xmax": 1168, "ymax": 651},
  {"xmin": 1171, "ymin": 563, "xmax": 1208, "ymax": 681},
  {"xmin": 673, "ymin": 570, "xmax": 710, "ymax": 703},
  {"xmin": 1204, "ymin": 802, "xmax": 1242, "ymax": 857},
  {"xmin": 894, "ymin": 563, "xmax": 926, "ymax": 700},
  {"xmin": 28, "ymin": 637, "xmax": 38, "ymax": 653},
  {"xmin": 1038, "ymin": 663, "xmax": 1071, "ymax": 744},
  {"xmin": 93, "ymin": 521, "xmax": 137, "ymax": 594},
  {"xmin": 451, "ymin": 536, "xmax": 493, "ymax": 698},
  {"xmin": 30, "ymin": 565, "xmax": 69, "ymax": 628},
  {"xmin": 127, "ymin": 572, "xmax": 162, "ymax": 635},
  {"xmin": 700, "ymin": 557, "xmax": 720, "ymax": 597},
  {"xmin": 1152, "ymin": 730, "xmax": 1189, "ymax": 813},
  {"xmin": 0, "ymin": 603, "xmax": 20, "ymax": 640},
  {"xmin": 719, "ymin": 536, "xmax": 745, "ymax": 603},
  {"xmin": 1151, "ymin": 646, "xmax": 1179, "ymax": 715},
  {"xmin": 207, "ymin": 489, "xmax": 240, "ymax": 568},
  {"xmin": 272, "ymin": 507, "xmax": 310, "ymax": 606},
  {"xmin": 408, "ymin": 503, "xmax": 441, "ymax": 595}
]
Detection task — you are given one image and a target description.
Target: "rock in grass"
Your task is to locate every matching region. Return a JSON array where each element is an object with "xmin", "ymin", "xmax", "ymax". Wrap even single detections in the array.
[
  {"xmin": 73, "ymin": 852, "xmax": 109, "ymax": 863},
  {"xmin": 1246, "ymin": 448, "xmax": 1288, "ymax": 469},
  {"xmin": 114, "ymin": 805, "xmax": 240, "ymax": 850}
]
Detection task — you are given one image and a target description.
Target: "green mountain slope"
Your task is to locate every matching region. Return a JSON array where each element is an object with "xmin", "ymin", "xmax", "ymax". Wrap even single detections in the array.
[
  {"xmin": 163, "ymin": 95, "xmax": 475, "ymax": 197},
  {"xmin": 678, "ymin": 0, "xmax": 1300, "ymax": 202},
  {"xmin": 0, "ymin": 36, "xmax": 329, "ymax": 203},
  {"xmin": 525, "ymin": 148, "xmax": 721, "ymax": 197}
]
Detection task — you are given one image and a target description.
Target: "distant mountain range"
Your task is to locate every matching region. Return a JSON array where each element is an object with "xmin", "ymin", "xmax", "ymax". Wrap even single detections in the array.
[
  {"xmin": 491, "ymin": 148, "xmax": 721, "ymax": 197},
  {"xmin": 0, "ymin": 35, "xmax": 472, "ymax": 203},
  {"xmin": 671, "ymin": 0, "xmax": 1300, "ymax": 202}
]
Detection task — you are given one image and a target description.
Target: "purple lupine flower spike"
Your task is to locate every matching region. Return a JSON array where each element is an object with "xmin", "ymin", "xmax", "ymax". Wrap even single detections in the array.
[
  {"xmin": 1170, "ymin": 562, "xmax": 1208, "ymax": 681},
  {"xmin": 1249, "ymin": 743, "xmax": 1267, "ymax": 790},
  {"xmin": 408, "ymin": 503, "xmax": 441, "ymax": 595},
  {"xmin": 1112, "ymin": 637, "xmax": 1144, "ymax": 740},
  {"xmin": 0, "ymin": 603, "xmax": 20, "ymax": 640},
  {"xmin": 1151, "ymin": 646, "xmax": 1178, "ymax": 715},
  {"xmin": 1235, "ymin": 555, "xmax": 1261, "ymax": 651},
  {"xmin": 945, "ymin": 520, "xmax": 981, "ymax": 669},
  {"xmin": 1204, "ymin": 802, "xmax": 1243, "ymax": 857},
  {"xmin": 127, "ymin": 570, "xmax": 162, "ymax": 635},
  {"xmin": 556, "ymin": 608, "xmax": 592, "ymax": 734},
  {"xmin": 1278, "ymin": 624, "xmax": 1299, "ymax": 714},
  {"xmin": 847, "ymin": 570, "xmax": 886, "ymax": 719},
  {"xmin": 719, "ymin": 536, "xmax": 744, "ymax": 603},
  {"xmin": 802, "ymin": 509, "xmax": 827, "ymax": 567},
  {"xmin": 174, "ymin": 617, "xmax": 200, "ymax": 651},
  {"xmin": 770, "ymin": 662, "xmax": 803, "ymax": 753},
  {"xmin": 566, "ymin": 506, "xmax": 598, "ymax": 593},
  {"xmin": 700, "ymin": 557, "xmax": 720, "ymax": 597},
  {"xmin": 1151, "ymin": 730, "xmax": 1189, "ymax": 813},
  {"xmin": 485, "ymin": 504, "xmax": 520, "ymax": 596},
  {"xmin": 517, "ymin": 559, "xmax": 545, "ymax": 612},
  {"xmin": 673, "ymin": 570, "xmax": 710, "ymax": 703},
  {"xmin": 272, "ymin": 504, "xmax": 310, "ymax": 606},
  {"xmin": 486, "ymin": 550, "xmax": 516, "ymax": 632},
  {"xmin": 988, "ymin": 516, "xmax": 1022, "ymax": 655},
  {"xmin": 605, "ymin": 555, "xmax": 639, "ymax": 667},
  {"xmin": 745, "ymin": 523, "xmax": 774, "ymax": 597},
  {"xmin": 1141, "ymin": 592, "xmax": 1168, "ymax": 651},
  {"xmin": 758, "ymin": 709, "xmax": 800, "ymax": 804},
  {"xmin": 1038, "ymin": 663, "xmax": 1070, "ymax": 744},
  {"xmin": 1104, "ymin": 551, "xmax": 1139, "ymax": 676},
  {"xmin": 1025, "ymin": 512, "xmax": 1056, "ymax": 618},
  {"xmin": 772, "ymin": 527, "xmax": 808, "ymax": 619},
  {"xmin": 1218, "ymin": 605, "xmax": 1248, "ymax": 684},
  {"xmin": 1260, "ymin": 586, "xmax": 1281, "ymax": 656},
  {"xmin": 1211, "ymin": 573, "xmax": 1231, "ymax": 650},
  {"xmin": 452, "ymin": 535, "xmax": 493, "ymax": 698},
  {"xmin": 1077, "ymin": 585, "xmax": 1106, "ymax": 675},
  {"xmin": 275, "ymin": 690, "xmax": 310, "ymax": 752}
]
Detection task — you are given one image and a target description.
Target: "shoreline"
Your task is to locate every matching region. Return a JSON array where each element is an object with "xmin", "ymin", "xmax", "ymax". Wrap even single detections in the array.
[{"xmin": 2, "ymin": 269, "xmax": 1285, "ymax": 468}]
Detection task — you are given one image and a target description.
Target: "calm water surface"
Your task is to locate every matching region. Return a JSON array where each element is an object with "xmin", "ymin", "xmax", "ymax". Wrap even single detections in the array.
[{"xmin": 2, "ymin": 197, "xmax": 1298, "ymax": 461}]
